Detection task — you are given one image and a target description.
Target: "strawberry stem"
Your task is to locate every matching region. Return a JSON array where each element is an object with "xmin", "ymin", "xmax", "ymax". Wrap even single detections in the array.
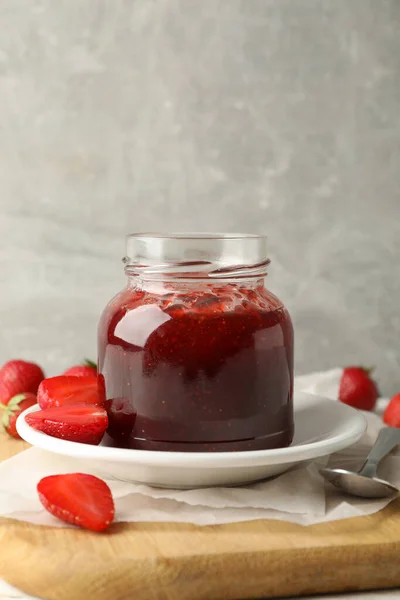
[{"xmin": 0, "ymin": 403, "xmax": 7, "ymax": 411}]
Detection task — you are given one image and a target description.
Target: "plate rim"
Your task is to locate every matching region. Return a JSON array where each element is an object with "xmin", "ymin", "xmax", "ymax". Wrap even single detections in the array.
[{"xmin": 16, "ymin": 392, "xmax": 366, "ymax": 469}]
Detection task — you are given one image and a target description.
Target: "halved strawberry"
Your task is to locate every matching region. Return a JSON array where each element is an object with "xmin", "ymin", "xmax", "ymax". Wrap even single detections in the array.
[
  {"xmin": 25, "ymin": 403, "xmax": 108, "ymax": 445},
  {"xmin": 37, "ymin": 376, "xmax": 100, "ymax": 409},
  {"xmin": 37, "ymin": 473, "xmax": 115, "ymax": 532}
]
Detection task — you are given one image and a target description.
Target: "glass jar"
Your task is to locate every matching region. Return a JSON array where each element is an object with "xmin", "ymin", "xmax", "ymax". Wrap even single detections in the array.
[{"xmin": 98, "ymin": 233, "xmax": 294, "ymax": 452}]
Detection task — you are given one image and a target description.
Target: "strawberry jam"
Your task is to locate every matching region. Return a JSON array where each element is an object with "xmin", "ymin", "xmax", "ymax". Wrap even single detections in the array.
[{"xmin": 98, "ymin": 281, "xmax": 294, "ymax": 452}]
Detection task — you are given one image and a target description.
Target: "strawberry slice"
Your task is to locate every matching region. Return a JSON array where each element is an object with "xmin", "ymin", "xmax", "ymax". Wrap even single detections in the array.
[
  {"xmin": 37, "ymin": 473, "xmax": 115, "ymax": 532},
  {"xmin": 25, "ymin": 403, "xmax": 108, "ymax": 445},
  {"xmin": 38, "ymin": 376, "xmax": 100, "ymax": 409}
]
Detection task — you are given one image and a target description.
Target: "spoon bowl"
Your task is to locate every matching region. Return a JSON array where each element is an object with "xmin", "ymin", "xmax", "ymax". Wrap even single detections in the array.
[
  {"xmin": 320, "ymin": 426, "xmax": 400, "ymax": 499},
  {"xmin": 320, "ymin": 467, "xmax": 399, "ymax": 499}
]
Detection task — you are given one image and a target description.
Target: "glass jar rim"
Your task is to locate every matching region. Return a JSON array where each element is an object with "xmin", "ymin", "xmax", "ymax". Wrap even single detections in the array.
[
  {"xmin": 127, "ymin": 232, "xmax": 266, "ymax": 240},
  {"xmin": 124, "ymin": 232, "xmax": 269, "ymax": 279}
]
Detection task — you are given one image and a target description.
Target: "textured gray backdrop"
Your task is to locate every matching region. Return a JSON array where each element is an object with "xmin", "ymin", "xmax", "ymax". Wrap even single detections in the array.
[{"xmin": 0, "ymin": 0, "xmax": 399, "ymax": 393}]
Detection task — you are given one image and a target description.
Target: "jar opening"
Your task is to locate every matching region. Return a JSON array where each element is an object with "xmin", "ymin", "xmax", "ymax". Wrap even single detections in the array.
[{"xmin": 124, "ymin": 232, "xmax": 269, "ymax": 280}]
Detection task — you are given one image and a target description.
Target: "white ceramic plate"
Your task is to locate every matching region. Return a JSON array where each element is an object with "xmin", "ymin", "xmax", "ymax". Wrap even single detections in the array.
[{"xmin": 16, "ymin": 392, "xmax": 366, "ymax": 488}]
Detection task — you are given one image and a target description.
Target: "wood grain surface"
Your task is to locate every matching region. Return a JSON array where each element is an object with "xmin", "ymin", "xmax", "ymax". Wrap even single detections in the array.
[{"xmin": 0, "ymin": 429, "xmax": 399, "ymax": 600}]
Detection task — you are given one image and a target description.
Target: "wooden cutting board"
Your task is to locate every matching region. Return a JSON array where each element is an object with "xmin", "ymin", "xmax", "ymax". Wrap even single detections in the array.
[{"xmin": 0, "ymin": 429, "xmax": 399, "ymax": 600}]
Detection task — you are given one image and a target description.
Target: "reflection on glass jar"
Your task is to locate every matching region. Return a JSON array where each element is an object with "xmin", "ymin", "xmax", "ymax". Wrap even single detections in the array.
[{"xmin": 98, "ymin": 233, "xmax": 294, "ymax": 452}]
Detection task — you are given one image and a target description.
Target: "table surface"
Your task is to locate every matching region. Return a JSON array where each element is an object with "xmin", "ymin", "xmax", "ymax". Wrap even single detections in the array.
[
  {"xmin": 1, "ymin": 402, "xmax": 399, "ymax": 600},
  {"xmin": 0, "ymin": 579, "xmax": 398, "ymax": 600}
]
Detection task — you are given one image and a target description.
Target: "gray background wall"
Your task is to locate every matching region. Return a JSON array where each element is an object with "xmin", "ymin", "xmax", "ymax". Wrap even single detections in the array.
[{"xmin": 0, "ymin": 0, "xmax": 399, "ymax": 393}]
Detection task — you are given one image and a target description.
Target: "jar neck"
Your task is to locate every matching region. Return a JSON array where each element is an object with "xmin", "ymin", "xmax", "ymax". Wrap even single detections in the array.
[
  {"xmin": 124, "ymin": 233, "xmax": 270, "ymax": 281},
  {"xmin": 126, "ymin": 275, "xmax": 267, "ymax": 294}
]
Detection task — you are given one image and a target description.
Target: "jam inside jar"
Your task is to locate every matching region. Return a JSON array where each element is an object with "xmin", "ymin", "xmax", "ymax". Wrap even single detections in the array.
[{"xmin": 98, "ymin": 233, "xmax": 294, "ymax": 452}]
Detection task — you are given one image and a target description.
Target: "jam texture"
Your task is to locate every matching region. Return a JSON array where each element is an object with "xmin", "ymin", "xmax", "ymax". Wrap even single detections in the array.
[{"xmin": 98, "ymin": 283, "xmax": 294, "ymax": 452}]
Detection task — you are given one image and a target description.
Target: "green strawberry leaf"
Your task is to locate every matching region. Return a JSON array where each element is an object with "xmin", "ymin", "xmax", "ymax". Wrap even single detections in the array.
[
  {"xmin": 7, "ymin": 394, "xmax": 27, "ymax": 409},
  {"xmin": 1, "ymin": 395, "xmax": 31, "ymax": 430},
  {"xmin": 2, "ymin": 394, "xmax": 31, "ymax": 430},
  {"xmin": 84, "ymin": 359, "xmax": 97, "ymax": 370},
  {"xmin": 2, "ymin": 408, "xmax": 10, "ymax": 429}
]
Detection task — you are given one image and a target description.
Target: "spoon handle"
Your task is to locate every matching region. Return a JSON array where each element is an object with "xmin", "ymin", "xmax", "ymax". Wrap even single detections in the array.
[{"xmin": 359, "ymin": 427, "xmax": 400, "ymax": 478}]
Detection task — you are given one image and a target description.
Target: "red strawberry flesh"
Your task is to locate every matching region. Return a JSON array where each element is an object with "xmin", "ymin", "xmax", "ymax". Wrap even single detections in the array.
[
  {"xmin": 26, "ymin": 403, "xmax": 108, "ymax": 445},
  {"xmin": 37, "ymin": 473, "xmax": 114, "ymax": 532},
  {"xmin": 38, "ymin": 376, "xmax": 100, "ymax": 409}
]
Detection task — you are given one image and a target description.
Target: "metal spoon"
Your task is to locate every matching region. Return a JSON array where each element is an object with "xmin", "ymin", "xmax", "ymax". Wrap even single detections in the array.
[{"xmin": 320, "ymin": 426, "xmax": 400, "ymax": 499}]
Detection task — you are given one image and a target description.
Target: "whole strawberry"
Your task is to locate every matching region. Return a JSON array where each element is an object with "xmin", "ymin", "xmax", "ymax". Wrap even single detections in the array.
[
  {"xmin": 383, "ymin": 393, "xmax": 400, "ymax": 427},
  {"xmin": 64, "ymin": 360, "xmax": 97, "ymax": 378},
  {"xmin": 0, "ymin": 360, "xmax": 44, "ymax": 405},
  {"xmin": 339, "ymin": 366, "xmax": 379, "ymax": 411},
  {"xmin": 0, "ymin": 393, "xmax": 37, "ymax": 439}
]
